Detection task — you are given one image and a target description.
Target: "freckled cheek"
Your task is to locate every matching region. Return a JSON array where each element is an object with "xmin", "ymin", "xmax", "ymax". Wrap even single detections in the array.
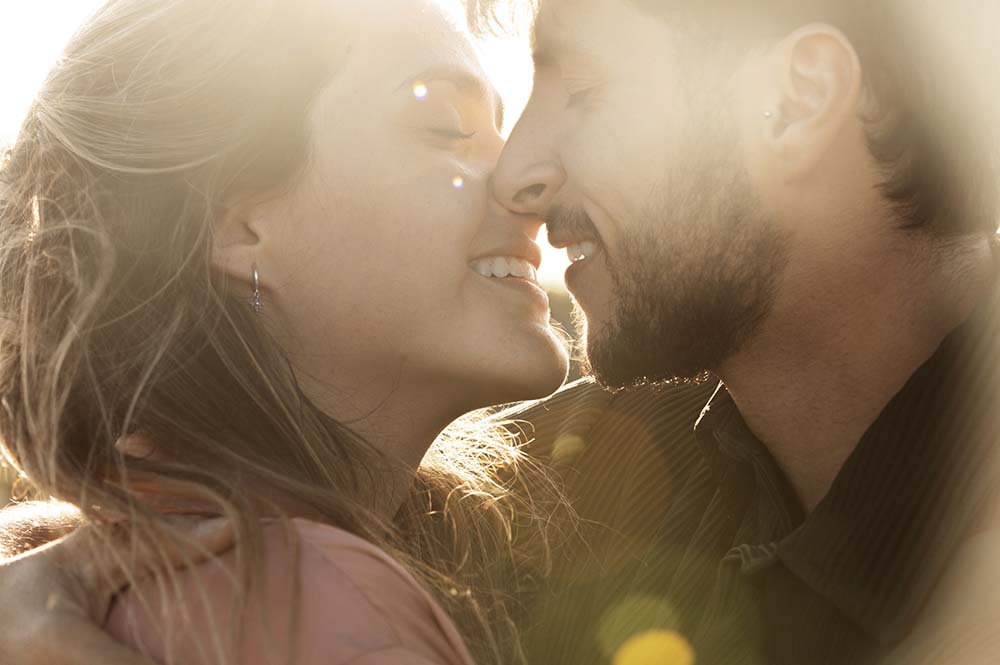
[
  {"xmin": 375, "ymin": 173, "xmax": 487, "ymax": 300},
  {"xmin": 437, "ymin": 183, "xmax": 489, "ymax": 295}
]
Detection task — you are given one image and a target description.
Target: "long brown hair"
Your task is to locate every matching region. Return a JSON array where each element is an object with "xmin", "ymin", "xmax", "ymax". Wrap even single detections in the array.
[{"xmin": 0, "ymin": 1, "xmax": 567, "ymax": 662}]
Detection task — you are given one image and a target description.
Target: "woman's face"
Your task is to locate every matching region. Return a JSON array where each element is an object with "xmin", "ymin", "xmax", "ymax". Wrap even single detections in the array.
[{"xmin": 252, "ymin": 0, "xmax": 568, "ymax": 417}]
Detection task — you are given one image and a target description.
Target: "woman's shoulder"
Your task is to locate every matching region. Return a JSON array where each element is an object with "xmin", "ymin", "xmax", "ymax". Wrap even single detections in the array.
[
  {"xmin": 288, "ymin": 517, "xmax": 419, "ymax": 591},
  {"xmin": 284, "ymin": 518, "xmax": 474, "ymax": 662},
  {"xmin": 106, "ymin": 518, "xmax": 474, "ymax": 665}
]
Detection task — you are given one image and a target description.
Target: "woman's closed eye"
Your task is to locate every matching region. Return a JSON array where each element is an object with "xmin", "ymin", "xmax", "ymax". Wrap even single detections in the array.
[
  {"xmin": 563, "ymin": 77, "xmax": 602, "ymax": 110},
  {"xmin": 566, "ymin": 90, "xmax": 592, "ymax": 108},
  {"xmin": 428, "ymin": 128, "xmax": 477, "ymax": 141}
]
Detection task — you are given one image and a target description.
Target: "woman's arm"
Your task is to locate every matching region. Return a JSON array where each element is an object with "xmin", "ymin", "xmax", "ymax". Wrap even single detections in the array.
[{"xmin": 0, "ymin": 509, "xmax": 232, "ymax": 665}]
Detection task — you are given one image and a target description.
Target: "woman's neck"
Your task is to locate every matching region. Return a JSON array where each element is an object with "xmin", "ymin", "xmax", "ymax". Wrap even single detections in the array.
[{"xmin": 295, "ymin": 369, "xmax": 467, "ymax": 520}]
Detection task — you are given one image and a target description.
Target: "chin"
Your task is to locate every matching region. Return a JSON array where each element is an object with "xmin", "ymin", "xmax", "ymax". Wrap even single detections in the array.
[{"xmin": 483, "ymin": 338, "xmax": 569, "ymax": 406}]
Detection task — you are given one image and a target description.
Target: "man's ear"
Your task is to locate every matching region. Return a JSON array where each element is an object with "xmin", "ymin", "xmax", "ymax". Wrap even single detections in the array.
[{"xmin": 765, "ymin": 24, "xmax": 863, "ymax": 178}]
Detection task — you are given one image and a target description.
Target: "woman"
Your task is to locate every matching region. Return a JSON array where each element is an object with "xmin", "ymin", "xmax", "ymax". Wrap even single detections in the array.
[{"xmin": 0, "ymin": 0, "xmax": 570, "ymax": 663}]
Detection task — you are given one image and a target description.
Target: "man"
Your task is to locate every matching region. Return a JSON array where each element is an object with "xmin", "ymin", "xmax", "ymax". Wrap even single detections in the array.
[
  {"xmin": 482, "ymin": 0, "xmax": 1000, "ymax": 663},
  {"xmin": 2, "ymin": 0, "xmax": 999, "ymax": 663}
]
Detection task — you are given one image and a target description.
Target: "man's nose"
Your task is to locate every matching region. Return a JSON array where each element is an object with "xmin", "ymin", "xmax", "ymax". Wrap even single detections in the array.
[{"xmin": 492, "ymin": 121, "xmax": 566, "ymax": 216}]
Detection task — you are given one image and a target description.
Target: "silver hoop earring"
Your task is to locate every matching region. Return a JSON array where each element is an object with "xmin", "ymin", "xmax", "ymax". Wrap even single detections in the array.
[{"xmin": 249, "ymin": 263, "xmax": 262, "ymax": 313}]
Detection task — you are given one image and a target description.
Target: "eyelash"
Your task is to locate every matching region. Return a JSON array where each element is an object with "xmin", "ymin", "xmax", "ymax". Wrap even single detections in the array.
[
  {"xmin": 563, "ymin": 78, "xmax": 600, "ymax": 110},
  {"xmin": 429, "ymin": 128, "xmax": 477, "ymax": 141},
  {"xmin": 566, "ymin": 89, "xmax": 592, "ymax": 108}
]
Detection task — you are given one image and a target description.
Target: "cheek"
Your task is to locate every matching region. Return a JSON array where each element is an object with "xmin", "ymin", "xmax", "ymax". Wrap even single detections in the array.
[
  {"xmin": 278, "ymin": 152, "xmax": 486, "ymax": 353},
  {"xmin": 564, "ymin": 100, "xmax": 681, "ymax": 251}
]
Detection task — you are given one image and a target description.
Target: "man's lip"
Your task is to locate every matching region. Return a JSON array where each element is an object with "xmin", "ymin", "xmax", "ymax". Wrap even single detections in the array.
[
  {"xmin": 546, "ymin": 230, "xmax": 601, "ymax": 250},
  {"xmin": 564, "ymin": 252, "xmax": 590, "ymax": 294}
]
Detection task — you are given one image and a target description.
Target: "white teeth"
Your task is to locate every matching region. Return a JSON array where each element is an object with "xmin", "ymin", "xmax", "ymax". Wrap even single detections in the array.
[
  {"xmin": 566, "ymin": 240, "xmax": 599, "ymax": 263},
  {"xmin": 508, "ymin": 258, "xmax": 531, "ymax": 279},
  {"xmin": 469, "ymin": 256, "xmax": 539, "ymax": 283},
  {"xmin": 491, "ymin": 256, "xmax": 510, "ymax": 278}
]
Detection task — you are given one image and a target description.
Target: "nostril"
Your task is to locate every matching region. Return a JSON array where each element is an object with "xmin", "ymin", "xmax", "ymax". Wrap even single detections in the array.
[{"xmin": 513, "ymin": 183, "xmax": 546, "ymax": 206}]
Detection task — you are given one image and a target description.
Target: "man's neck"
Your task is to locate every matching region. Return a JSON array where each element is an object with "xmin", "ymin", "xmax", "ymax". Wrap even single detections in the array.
[{"xmin": 718, "ymin": 236, "xmax": 994, "ymax": 513}]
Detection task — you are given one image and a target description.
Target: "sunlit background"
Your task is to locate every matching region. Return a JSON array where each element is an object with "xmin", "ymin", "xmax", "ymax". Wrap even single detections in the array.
[{"xmin": 0, "ymin": 0, "xmax": 572, "ymax": 286}]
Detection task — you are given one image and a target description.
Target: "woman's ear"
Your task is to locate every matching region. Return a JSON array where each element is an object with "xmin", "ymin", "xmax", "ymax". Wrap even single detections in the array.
[{"xmin": 211, "ymin": 205, "xmax": 268, "ymax": 290}]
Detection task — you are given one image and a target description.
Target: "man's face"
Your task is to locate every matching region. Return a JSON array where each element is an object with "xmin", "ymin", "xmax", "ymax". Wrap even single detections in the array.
[{"xmin": 493, "ymin": 0, "xmax": 788, "ymax": 388}]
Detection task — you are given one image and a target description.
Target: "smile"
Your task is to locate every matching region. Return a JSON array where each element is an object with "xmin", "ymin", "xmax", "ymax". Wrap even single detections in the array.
[
  {"xmin": 469, "ymin": 256, "xmax": 539, "ymax": 284},
  {"xmin": 566, "ymin": 240, "xmax": 600, "ymax": 263}
]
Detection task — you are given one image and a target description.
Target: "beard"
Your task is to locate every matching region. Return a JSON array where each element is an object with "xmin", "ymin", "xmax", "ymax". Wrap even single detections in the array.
[{"xmin": 580, "ymin": 112, "xmax": 789, "ymax": 391}]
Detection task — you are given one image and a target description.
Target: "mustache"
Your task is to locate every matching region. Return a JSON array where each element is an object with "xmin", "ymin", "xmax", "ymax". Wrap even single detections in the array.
[{"xmin": 545, "ymin": 205, "xmax": 602, "ymax": 243}]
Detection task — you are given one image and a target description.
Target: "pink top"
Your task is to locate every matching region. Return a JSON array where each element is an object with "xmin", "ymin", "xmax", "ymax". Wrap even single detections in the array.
[{"xmin": 105, "ymin": 518, "xmax": 477, "ymax": 665}]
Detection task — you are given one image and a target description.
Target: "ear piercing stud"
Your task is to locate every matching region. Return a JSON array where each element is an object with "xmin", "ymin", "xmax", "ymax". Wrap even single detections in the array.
[{"xmin": 763, "ymin": 110, "xmax": 775, "ymax": 118}]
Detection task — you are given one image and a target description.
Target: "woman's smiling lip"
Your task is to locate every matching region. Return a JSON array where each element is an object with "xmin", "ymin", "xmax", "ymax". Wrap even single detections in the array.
[
  {"xmin": 467, "ymin": 250, "xmax": 550, "ymax": 314},
  {"xmin": 472, "ymin": 267, "xmax": 551, "ymax": 313},
  {"xmin": 467, "ymin": 235, "xmax": 551, "ymax": 311}
]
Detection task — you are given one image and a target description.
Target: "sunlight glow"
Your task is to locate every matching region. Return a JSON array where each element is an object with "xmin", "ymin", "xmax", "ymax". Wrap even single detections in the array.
[{"xmin": 0, "ymin": 1, "xmax": 103, "ymax": 147}]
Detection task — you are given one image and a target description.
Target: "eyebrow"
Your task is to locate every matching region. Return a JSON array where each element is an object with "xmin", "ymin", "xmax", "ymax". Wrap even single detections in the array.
[
  {"xmin": 397, "ymin": 65, "xmax": 506, "ymax": 132},
  {"xmin": 528, "ymin": 6, "xmax": 595, "ymax": 73},
  {"xmin": 529, "ymin": 8, "xmax": 561, "ymax": 69},
  {"xmin": 530, "ymin": 26, "xmax": 569, "ymax": 71},
  {"xmin": 532, "ymin": 48, "xmax": 553, "ymax": 71},
  {"xmin": 529, "ymin": 19, "xmax": 549, "ymax": 68},
  {"xmin": 532, "ymin": 37, "xmax": 598, "ymax": 80}
]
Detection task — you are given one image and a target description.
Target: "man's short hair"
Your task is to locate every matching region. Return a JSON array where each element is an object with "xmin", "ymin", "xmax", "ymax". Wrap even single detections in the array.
[{"xmin": 469, "ymin": 0, "xmax": 1000, "ymax": 237}]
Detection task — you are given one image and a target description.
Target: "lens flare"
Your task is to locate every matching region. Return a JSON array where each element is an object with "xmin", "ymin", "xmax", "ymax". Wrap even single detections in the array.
[
  {"xmin": 613, "ymin": 630, "xmax": 694, "ymax": 665},
  {"xmin": 452, "ymin": 175, "xmax": 464, "ymax": 189},
  {"xmin": 412, "ymin": 81, "xmax": 428, "ymax": 100}
]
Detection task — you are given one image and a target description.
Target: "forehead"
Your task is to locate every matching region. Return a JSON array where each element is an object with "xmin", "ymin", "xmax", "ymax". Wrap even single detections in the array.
[
  {"xmin": 336, "ymin": 0, "xmax": 486, "ymax": 87},
  {"xmin": 532, "ymin": 0, "xmax": 654, "ymax": 62}
]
